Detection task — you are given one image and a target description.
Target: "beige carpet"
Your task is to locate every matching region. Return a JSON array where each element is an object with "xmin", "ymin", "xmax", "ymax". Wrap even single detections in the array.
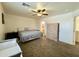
[{"xmin": 19, "ymin": 38, "xmax": 79, "ymax": 57}]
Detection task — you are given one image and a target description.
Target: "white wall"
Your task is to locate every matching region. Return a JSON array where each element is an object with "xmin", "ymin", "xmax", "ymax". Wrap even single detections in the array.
[
  {"xmin": 30, "ymin": 11, "xmax": 78, "ymax": 45},
  {"xmin": 42, "ymin": 10, "xmax": 79, "ymax": 45},
  {"xmin": 4, "ymin": 14, "xmax": 38, "ymax": 33},
  {"xmin": 0, "ymin": 3, "xmax": 4, "ymax": 40},
  {"xmin": 42, "ymin": 12, "xmax": 75, "ymax": 45}
]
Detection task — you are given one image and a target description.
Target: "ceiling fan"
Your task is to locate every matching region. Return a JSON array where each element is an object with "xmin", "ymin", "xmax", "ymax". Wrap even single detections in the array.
[{"xmin": 22, "ymin": 3, "xmax": 48, "ymax": 16}]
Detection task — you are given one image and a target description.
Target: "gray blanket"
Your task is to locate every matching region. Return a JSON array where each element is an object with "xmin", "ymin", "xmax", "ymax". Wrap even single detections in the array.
[{"xmin": 19, "ymin": 31, "xmax": 41, "ymax": 42}]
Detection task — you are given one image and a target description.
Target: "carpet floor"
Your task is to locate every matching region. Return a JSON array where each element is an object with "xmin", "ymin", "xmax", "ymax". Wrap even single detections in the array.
[{"xmin": 19, "ymin": 38, "xmax": 79, "ymax": 57}]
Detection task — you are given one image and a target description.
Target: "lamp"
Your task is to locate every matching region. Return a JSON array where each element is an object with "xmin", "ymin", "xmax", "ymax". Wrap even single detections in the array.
[
  {"xmin": 40, "ymin": 21, "xmax": 45, "ymax": 33},
  {"xmin": 40, "ymin": 21, "xmax": 46, "ymax": 40}
]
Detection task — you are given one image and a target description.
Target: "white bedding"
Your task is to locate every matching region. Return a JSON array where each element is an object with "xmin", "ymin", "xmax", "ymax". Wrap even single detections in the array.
[
  {"xmin": 0, "ymin": 38, "xmax": 22, "ymax": 57},
  {"xmin": 0, "ymin": 44, "xmax": 21, "ymax": 57}
]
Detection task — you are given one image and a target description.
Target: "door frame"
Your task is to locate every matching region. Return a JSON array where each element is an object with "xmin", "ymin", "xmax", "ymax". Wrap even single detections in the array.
[
  {"xmin": 57, "ymin": 23, "xmax": 60, "ymax": 42},
  {"xmin": 73, "ymin": 16, "xmax": 79, "ymax": 45}
]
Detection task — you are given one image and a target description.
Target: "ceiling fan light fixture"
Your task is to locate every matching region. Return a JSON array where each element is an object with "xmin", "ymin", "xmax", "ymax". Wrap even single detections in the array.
[
  {"xmin": 22, "ymin": 3, "xmax": 48, "ymax": 16},
  {"xmin": 37, "ymin": 13, "xmax": 42, "ymax": 16},
  {"xmin": 37, "ymin": 9, "xmax": 41, "ymax": 12}
]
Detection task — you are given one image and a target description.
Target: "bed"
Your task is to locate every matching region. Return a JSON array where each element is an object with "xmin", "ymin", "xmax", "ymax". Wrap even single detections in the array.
[{"xmin": 18, "ymin": 30, "xmax": 41, "ymax": 42}]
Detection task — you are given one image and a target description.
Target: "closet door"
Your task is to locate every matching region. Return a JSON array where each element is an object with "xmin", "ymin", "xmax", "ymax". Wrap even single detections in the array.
[{"xmin": 46, "ymin": 23, "xmax": 59, "ymax": 41}]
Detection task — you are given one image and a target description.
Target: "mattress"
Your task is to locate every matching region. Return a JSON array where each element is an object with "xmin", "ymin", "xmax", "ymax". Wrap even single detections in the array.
[{"xmin": 19, "ymin": 31, "xmax": 41, "ymax": 42}]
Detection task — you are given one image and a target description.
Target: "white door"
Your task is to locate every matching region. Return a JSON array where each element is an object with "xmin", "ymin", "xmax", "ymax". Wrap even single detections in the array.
[{"xmin": 46, "ymin": 23, "xmax": 59, "ymax": 41}]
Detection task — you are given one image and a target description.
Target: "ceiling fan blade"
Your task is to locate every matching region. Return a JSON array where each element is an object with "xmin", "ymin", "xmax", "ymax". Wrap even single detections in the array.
[
  {"xmin": 43, "ymin": 13, "xmax": 48, "ymax": 15},
  {"xmin": 37, "ymin": 9, "xmax": 41, "ymax": 13},
  {"xmin": 32, "ymin": 10, "xmax": 37, "ymax": 13},
  {"xmin": 42, "ymin": 9, "xmax": 46, "ymax": 12},
  {"xmin": 32, "ymin": 14, "xmax": 37, "ymax": 16}
]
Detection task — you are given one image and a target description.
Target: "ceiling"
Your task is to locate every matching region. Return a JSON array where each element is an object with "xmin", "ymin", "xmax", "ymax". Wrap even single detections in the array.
[{"xmin": 2, "ymin": 2, "xmax": 79, "ymax": 19}]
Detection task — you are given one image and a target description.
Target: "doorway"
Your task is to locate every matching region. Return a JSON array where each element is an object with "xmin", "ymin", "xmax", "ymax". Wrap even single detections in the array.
[
  {"xmin": 46, "ymin": 23, "xmax": 60, "ymax": 41},
  {"xmin": 74, "ymin": 16, "xmax": 79, "ymax": 45}
]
